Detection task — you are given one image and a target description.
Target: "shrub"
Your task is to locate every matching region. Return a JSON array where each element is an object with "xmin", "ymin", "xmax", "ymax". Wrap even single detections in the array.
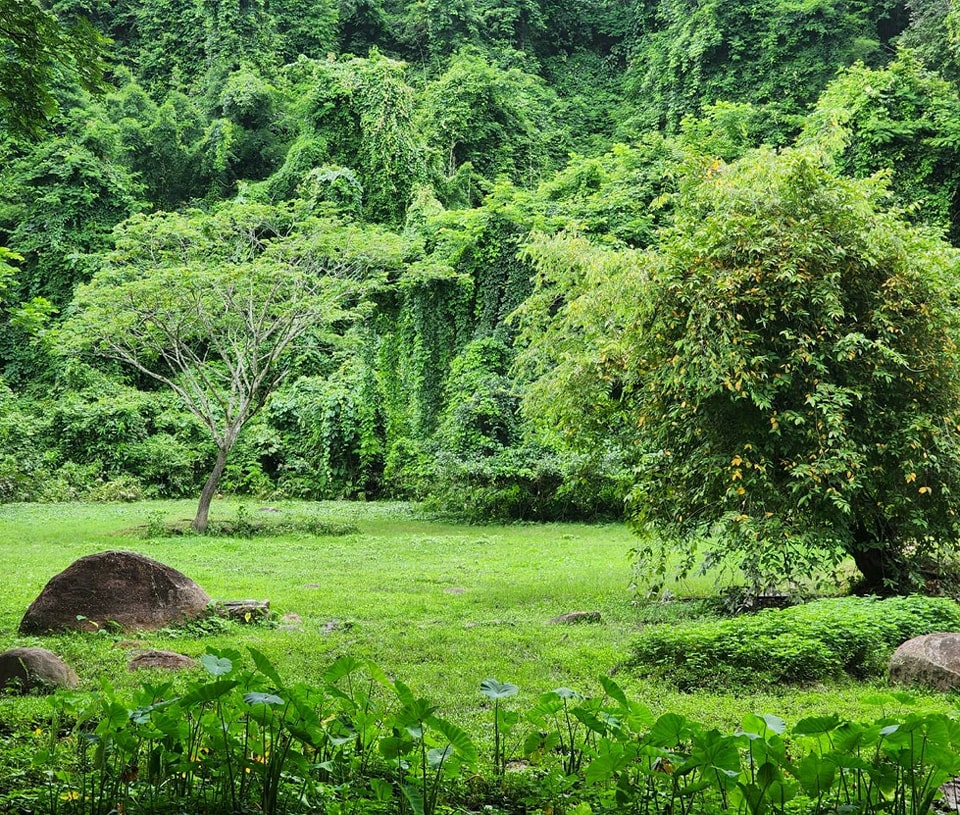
[
  {"xmin": 82, "ymin": 474, "xmax": 145, "ymax": 502},
  {"xmin": 630, "ymin": 596, "xmax": 960, "ymax": 689}
]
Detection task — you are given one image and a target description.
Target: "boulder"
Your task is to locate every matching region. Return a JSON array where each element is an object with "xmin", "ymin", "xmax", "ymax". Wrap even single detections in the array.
[
  {"xmin": 19, "ymin": 551, "xmax": 212, "ymax": 634},
  {"xmin": 0, "ymin": 647, "xmax": 79, "ymax": 692},
  {"xmin": 128, "ymin": 650, "xmax": 197, "ymax": 672},
  {"xmin": 889, "ymin": 632, "xmax": 960, "ymax": 691}
]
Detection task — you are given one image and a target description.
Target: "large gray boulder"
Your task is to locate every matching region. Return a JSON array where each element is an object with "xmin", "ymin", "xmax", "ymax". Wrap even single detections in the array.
[
  {"xmin": 0, "ymin": 647, "xmax": 79, "ymax": 693},
  {"xmin": 889, "ymin": 632, "xmax": 960, "ymax": 691},
  {"xmin": 19, "ymin": 551, "xmax": 212, "ymax": 634}
]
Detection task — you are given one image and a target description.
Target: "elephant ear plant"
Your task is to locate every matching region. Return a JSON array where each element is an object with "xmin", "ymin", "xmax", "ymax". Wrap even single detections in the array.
[
  {"xmin": 480, "ymin": 678, "xmax": 519, "ymax": 779},
  {"xmin": 21, "ymin": 650, "xmax": 960, "ymax": 815},
  {"xmin": 380, "ymin": 679, "xmax": 478, "ymax": 815}
]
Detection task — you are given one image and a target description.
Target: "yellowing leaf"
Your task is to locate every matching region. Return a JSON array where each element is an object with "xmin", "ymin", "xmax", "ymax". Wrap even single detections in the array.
[
  {"xmin": 905, "ymin": 472, "xmax": 917, "ymax": 483},
  {"xmin": 919, "ymin": 486, "xmax": 931, "ymax": 495}
]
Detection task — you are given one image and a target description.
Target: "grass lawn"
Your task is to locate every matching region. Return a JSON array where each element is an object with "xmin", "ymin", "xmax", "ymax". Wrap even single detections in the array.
[{"xmin": 0, "ymin": 499, "xmax": 953, "ymax": 738}]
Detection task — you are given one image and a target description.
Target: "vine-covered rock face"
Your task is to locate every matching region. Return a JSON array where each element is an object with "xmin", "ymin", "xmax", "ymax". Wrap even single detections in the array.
[
  {"xmin": 0, "ymin": 646, "xmax": 79, "ymax": 692},
  {"xmin": 889, "ymin": 632, "xmax": 960, "ymax": 691},
  {"xmin": 18, "ymin": 551, "xmax": 211, "ymax": 634}
]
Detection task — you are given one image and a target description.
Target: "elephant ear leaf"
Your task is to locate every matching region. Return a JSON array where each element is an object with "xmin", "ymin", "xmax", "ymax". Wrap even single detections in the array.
[
  {"xmin": 200, "ymin": 654, "xmax": 233, "ymax": 677},
  {"xmin": 249, "ymin": 646, "xmax": 284, "ymax": 687},
  {"xmin": 480, "ymin": 678, "xmax": 519, "ymax": 700}
]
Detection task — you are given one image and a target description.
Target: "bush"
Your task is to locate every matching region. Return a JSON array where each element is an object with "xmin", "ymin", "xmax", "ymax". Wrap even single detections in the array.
[
  {"xmin": 630, "ymin": 596, "xmax": 960, "ymax": 689},
  {"xmin": 82, "ymin": 474, "xmax": 145, "ymax": 502}
]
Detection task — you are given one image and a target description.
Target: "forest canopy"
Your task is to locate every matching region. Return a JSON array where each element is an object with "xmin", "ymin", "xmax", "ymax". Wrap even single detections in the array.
[{"xmin": 2, "ymin": 0, "xmax": 960, "ymax": 593}]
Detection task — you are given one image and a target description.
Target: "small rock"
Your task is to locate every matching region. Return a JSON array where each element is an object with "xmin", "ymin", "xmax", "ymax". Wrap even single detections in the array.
[
  {"xmin": 942, "ymin": 777, "xmax": 960, "ymax": 810},
  {"xmin": 0, "ymin": 647, "xmax": 79, "ymax": 693},
  {"xmin": 278, "ymin": 612, "xmax": 303, "ymax": 631},
  {"xmin": 444, "ymin": 587, "xmax": 467, "ymax": 595},
  {"xmin": 549, "ymin": 611, "xmax": 602, "ymax": 625},
  {"xmin": 128, "ymin": 650, "xmax": 197, "ymax": 672},
  {"xmin": 215, "ymin": 600, "xmax": 270, "ymax": 622},
  {"xmin": 889, "ymin": 632, "xmax": 960, "ymax": 691},
  {"xmin": 321, "ymin": 619, "xmax": 353, "ymax": 634}
]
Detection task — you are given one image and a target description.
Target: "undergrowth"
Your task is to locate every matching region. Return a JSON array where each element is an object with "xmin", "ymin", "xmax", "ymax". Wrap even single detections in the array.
[
  {"xmin": 630, "ymin": 596, "xmax": 960, "ymax": 689},
  {"xmin": 7, "ymin": 648, "xmax": 960, "ymax": 815}
]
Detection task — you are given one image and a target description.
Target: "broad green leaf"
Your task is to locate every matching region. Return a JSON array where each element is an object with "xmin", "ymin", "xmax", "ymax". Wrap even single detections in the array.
[
  {"xmin": 599, "ymin": 675, "xmax": 629, "ymax": 708},
  {"xmin": 244, "ymin": 692, "xmax": 284, "ymax": 706},
  {"xmin": 650, "ymin": 713, "xmax": 690, "ymax": 747},
  {"xmin": 480, "ymin": 678, "xmax": 519, "ymax": 700},
  {"xmin": 793, "ymin": 715, "xmax": 841, "ymax": 736},
  {"xmin": 200, "ymin": 653, "xmax": 233, "ymax": 677},
  {"xmin": 248, "ymin": 647, "xmax": 284, "ymax": 688},
  {"xmin": 431, "ymin": 716, "xmax": 478, "ymax": 765},
  {"xmin": 180, "ymin": 678, "xmax": 239, "ymax": 705}
]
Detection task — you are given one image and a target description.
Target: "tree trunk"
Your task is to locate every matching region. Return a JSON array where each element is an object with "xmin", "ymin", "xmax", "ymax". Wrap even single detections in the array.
[
  {"xmin": 849, "ymin": 521, "xmax": 903, "ymax": 596},
  {"xmin": 193, "ymin": 445, "xmax": 229, "ymax": 533}
]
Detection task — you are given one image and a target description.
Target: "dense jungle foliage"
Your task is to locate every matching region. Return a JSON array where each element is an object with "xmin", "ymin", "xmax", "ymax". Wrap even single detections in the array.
[{"xmin": 3, "ymin": 0, "xmax": 960, "ymax": 589}]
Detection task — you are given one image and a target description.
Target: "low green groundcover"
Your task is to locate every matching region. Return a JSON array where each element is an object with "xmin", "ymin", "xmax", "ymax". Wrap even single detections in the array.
[{"xmin": 630, "ymin": 596, "xmax": 960, "ymax": 688}]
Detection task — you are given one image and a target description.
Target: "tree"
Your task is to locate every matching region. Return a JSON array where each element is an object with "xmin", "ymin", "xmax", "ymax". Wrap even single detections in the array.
[
  {"xmin": 264, "ymin": 53, "xmax": 426, "ymax": 224},
  {"xmin": 0, "ymin": 0, "xmax": 107, "ymax": 138},
  {"xmin": 418, "ymin": 49, "xmax": 560, "ymax": 190},
  {"xmin": 800, "ymin": 53, "xmax": 960, "ymax": 245},
  {"xmin": 62, "ymin": 202, "xmax": 409, "ymax": 531},
  {"xmin": 626, "ymin": 0, "xmax": 904, "ymax": 137},
  {"xmin": 898, "ymin": 0, "xmax": 960, "ymax": 83},
  {"xmin": 519, "ymin": 147, "xmax": 960, "ymax": 594}
]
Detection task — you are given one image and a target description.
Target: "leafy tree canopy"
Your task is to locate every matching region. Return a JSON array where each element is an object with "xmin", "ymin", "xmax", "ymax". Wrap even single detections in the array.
[
  {"xmin": 625, "ymin": 0, "xmax": 905, "ymax": 136},
  {"xmin": 520, "ymin": 147, "xmax": 960, "ymax": 595},
  {"xmin": 801, "ymin": 53, "xmax": 960, "ymax": 243},
  {"xmin": 61, "ymin": 201, "xmax": 412, "ymax": 530},
  {"xmin": 0, "ymin": 0, "xmax": 107, "ymax": 138}
]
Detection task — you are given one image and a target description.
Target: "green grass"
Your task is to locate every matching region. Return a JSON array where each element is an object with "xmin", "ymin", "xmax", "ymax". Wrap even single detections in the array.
[{"xmin": 0, "ymin": 499, "xmax": 955, "ymax": 738}]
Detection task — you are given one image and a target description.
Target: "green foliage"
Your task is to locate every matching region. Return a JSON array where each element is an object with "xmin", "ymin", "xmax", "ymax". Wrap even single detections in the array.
[
  {"xmin": 626, "ymin": 0, "xmax": 904, "ymax": 136},
  {"xmin": 898, "ymin": 0, "xmax": 960, "ymax": 83},
  {"xmin": 0, "ymin": 384, "xmax": 50, "ymax": 502},
  {"xmin": 7, "ymin": 0, "xmax": 960, "ymax": 537},
  {"xmin": 266, "ymin": 351, "xmax": 386, "ymax": 500},
  {"xmin": 16, "ymin": 647, "xmax": 960, "ymax": 815},
  {"xmin": 61, "ymin": 201, "xmax": 409, "ymax": 528},
  {"xmin": 269, "ymin": 0, "xmax": 339, "ymax": 62},
  {"xmin": 524, "ymin": 146, "xmax": 960, "ymax": 593},
  {"xmin": 421, "ymin": 336, "xmax": 625, "ymax": 521},
  {"xmin": 264, "ymin": 53, "xmax": 427, "ymax": 223},
  {"xmin": 0, "ymin": 108, "xmax": 144, "ymax": 311},
  {"xmin": 392, "ymin": 0, "xmax": 549, "ymax": 63},
  {"xmin": 0, "ymin": 0, "xmax": 108, "ymax": 137},
  {"xmin": 418, "ymin": 49, "xmax": 562, "ymax": 189},
  {"xmin": 630, "ymin": 596, "xmax": 960, "ymax": 689},
  {"xmin": 801, "ymin": 53, "xmax": 960, "ymax": 243},
  {"xmin": 101, "ymin": 75, "xmax": 211, "ymax": 209}
]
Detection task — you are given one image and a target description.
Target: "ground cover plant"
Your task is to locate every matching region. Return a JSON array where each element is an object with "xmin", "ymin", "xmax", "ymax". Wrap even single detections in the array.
[
  {"xmin": 1, "ymin": 501, "xmax": 960, "ymax": 813},
  {"xmin": 5, "ymin": 647, "xmax": 960, "ymax": 814},
  {"xmin": 631, "ymin": 596, "xmax": 960, "ymax": 689}
]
